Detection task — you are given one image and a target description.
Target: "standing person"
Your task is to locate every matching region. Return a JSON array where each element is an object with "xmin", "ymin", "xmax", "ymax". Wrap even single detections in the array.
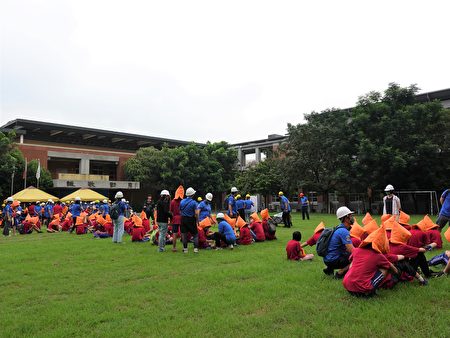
[
  {"xmin": 299, "ymin": 193, "xmax": 310, "ymax": 220},
  {"xmin": 235, "ymin": 194, "xmax": 245, "ymax": 220},
  {"xmin": 53, "ymin": 201, "xmax": 63, "ymax": 217},
  {"xmin": 44, "ymin": 199, "xmax": 54, "ymax": 227},
  {"xmin": 143, "ymin": 195, "xmax": 155, "ymax": 222},
  {"xmin": 69, "ymin": 197, "xmax": 82, "ymax": 233},
  {"xmin": 170, "ymin": 185, "xmax": 184, "ymax": 252},
  {"xmin": 323, "ymin": 206, "xmax": 354, "ymax": 278},
  {"xmin": 2, "ymin": 197, "xmax": 14, "ymax": 236},
  {"xmin": 180, "ymin": 187, "xmax": 199, "ymax": 254},
  {"xmin": 436, "ymin": 188, "xmax": 450, "ymax": 232},
  {"xmin": 244, "ymin": 194, "xmax": 254, "ymax": 223},
  {"xmin": 279, "ymin": 191, "xmax": 292, "ymax": 228},
  {"xmin": 196, "ymin": 193, "xmax": 214, "ymax": 222},
  {"xmin": 226, "ymin": 187, "xmax": 239, "ymax": 217},
  {"xmin": 154, "ymin": 190, "xmax": 172, "ymax": 252},
  {"xmin": 383, "ymin": 184, "xmax": 401, "ymax": 220},
  {"xmin": 100, "ymin": 199, "xmax": 110, "ymax": 217},
  {"xmin": 112, "ymin": 191, "xmax": 127, "ymax": 243}
]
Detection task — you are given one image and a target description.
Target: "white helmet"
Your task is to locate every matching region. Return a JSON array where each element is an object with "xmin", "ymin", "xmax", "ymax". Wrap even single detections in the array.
[
  {"xmin": 6, "ymin": 197, "xmax": 13, "ymax": 202},
  {"xmin": 103, "ymin": 199, "xmax": 108, "ymax": 203},
  {"xmin": 384, "ymin": 184, "xmax": 394, "ymax": 192},
  {"xmin": 160, "ymin": 189, "xmax": 170, "ymax": 196},
  {"xmin": 122, "ymin": 198, "xmax": 126, "ymax": 202},
  {"xmin": 231, "ymin": 187, "xmax": 238, "ymax": 193},
  {"xmin": 186, "ymin": 187, "xmax": 196, "ymax": 197},
  {"xmin": 205, "ymin": 193, "xmax": 213, "ymax": 201},
  {"xmin": 115, "ymin": 191, "xmax": 123, "ymax": 199},
  {"xmin": 216, "ymin": 212, "xmax": 225, "ymax": 219},
  {"xmin": 75, "ymin": 196, "xmax": 81, "ymax": 201},
  {"xmin": 336, "ymin": 206, "xmax": 354, "ymax": 219},
  {"xmin": 48, "ymin": 199, "xmax": 53, "ymax": 203}
]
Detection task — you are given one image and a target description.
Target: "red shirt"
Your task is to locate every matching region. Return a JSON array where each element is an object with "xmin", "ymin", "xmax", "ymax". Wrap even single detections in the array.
[
  {"xmin": 53, "ymin": 204, "xmax": 63, "ymax": 215},
  {"xmin": 104, "ymin": 223, "xmax": 113, "ymax": 236},
  {"xmin": 306, "ymin": 231, "xmax": 322, "ymax": 246},
  {"xmin": 343, "ymin": 247, "xmax": 391, "ymax": 293},
  {"xmin": 250, "ymin": 221, "xmax": 265, "ymax": 241},
  {"xmin": 238, "ymin": 226, "xmax": 252, "ymax": 245},
  {"xmin": 427, "ymin": 229, "xmax": 442, "ymax": 248},
  {"xmin": 131, "ymin": 227, "xmax": 145, "ymax": 241},
  {"xmin": 142, "ymin": 219, "xmax": 150, "ymax": 233},
  {"xmin": 408, "ymin": 229, "xmax": 427, "ymax": 248},
  {"xmin": 170, "ymin": 199, "xmax": 182, "ymax": 225},
  {"xmin": 351, "ymin": 237, "xmax": 361, "ymax": 248},
  {"xmin": 76, "ymin": 224, "xmax": 86, "ymax": 234},
  {"xmin": 389, "ymin": 243, "xmax": 420, "ymax": 259},
  {"xmin": 198, "ymin": 228, "xmax": 208, "ymax": 248},
  {"xmin": 286, "ymin": 240, "xmax": 306, "ymax": 260}
]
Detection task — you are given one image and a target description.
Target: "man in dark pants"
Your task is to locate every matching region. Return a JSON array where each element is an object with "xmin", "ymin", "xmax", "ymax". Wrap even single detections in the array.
[
  {"xmin": 180, "ymin": 187, "xmax": 199, "ymax": 254},
  {"xmin": 323, "ymin": 206, "xmax": 355, "ymax": 278},
  {"xmin": 279, "ymin": 191, "xmax": 292, "ymax": 228},
  {"xmin": 300, "ymin": 193, "xmax": 309, "ymax": 220}
]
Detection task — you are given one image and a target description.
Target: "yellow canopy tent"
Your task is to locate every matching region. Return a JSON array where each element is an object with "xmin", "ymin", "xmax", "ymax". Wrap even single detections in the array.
[
  {"xmin": 11, "ymin": 186, "xmax": 59, "ymax": 202},
  {"xmin": 60, "ymin": 188, "xmax": 107, "ymax": 202}
]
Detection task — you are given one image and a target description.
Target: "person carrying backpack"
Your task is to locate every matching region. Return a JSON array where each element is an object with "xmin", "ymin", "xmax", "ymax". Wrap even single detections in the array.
[{"xmin": 322, "ymin": 206, "xmax": 355, "ymax": 278}]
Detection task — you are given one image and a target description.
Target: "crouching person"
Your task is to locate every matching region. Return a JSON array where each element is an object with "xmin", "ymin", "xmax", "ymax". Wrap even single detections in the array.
[
  {"xmin": 343, "ymin": 224, "xmax": 398, "ymax": 297},
  {"xmin": 214, "ymin": 213, "xmax": 236, "ymax": 250}
]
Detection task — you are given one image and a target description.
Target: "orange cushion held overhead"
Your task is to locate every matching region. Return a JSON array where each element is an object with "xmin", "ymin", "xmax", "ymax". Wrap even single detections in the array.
[
  {"xmin": 223, "ymin": 214, "xmax": 236, "ymax": 227},
  {"xmin": 199, "ymin": 217, "xmax": 212, "ymax": 229},
  {"xmin": 175, "ymin": 185, "xmax": 185, "ymax": 199},
  {"xmin": 314, "ymin": 222, "xmax": 325, "ymax": 234},
  {"xmin": 235, "ymin": 216, "xmax": 247, "ymax": 228},
  {"xmin": 362, "ymin": 212, "xmax": 373, "ymax": 226},
  {"xmin": 363, "ymin": 219, "xmax": 379, "ymax": 234},
  {"xmin": 389, "ymin": 220, "xmax": 411, "ymax": 244},
  {"xmin": 444, "ymin": 226, "xmax": 450, "ymax": 243},
  {"xmin": 350, "ymin": 220, "xmax": 365, "ymax": 239},
  {"xmin": 250, "ymin": 212, "xmax": 260, "ymax": 222},
  {"xmin": 260, "ymin": 209, "xmax": 269, "ymax": 220},
  {"xmin": 140, "ymin": 211, "xmax": 147, "ymax": 220},
  {"xmin": 360, "ymin": 223, "xmax": 389, "ymax": 254},
  {"xmin": 381, "ymin": 214, "xmax": 392, "ymax": 223},
  {"xmin": 398, "ymin": 211, "xmax": 411, "ymax": 225}
]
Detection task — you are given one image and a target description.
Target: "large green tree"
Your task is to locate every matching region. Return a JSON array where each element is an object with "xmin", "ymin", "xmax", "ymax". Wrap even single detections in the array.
[
  {"xmin": 25, "ymin": 160, "xmax": 53, "ymax": 190},
  {"xmin": 124, "ymin": 142, "xmax": 238, "ymax": 194},
  {"xmin": 0, "ymin": 131, "xmax": 24, "ymax": 197}
]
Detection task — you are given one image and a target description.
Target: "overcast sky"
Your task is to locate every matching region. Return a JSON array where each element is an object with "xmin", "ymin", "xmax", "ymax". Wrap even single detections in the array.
[{"xmin": 1, "ymin": 1, "xmax": 449, "ymax": 144}]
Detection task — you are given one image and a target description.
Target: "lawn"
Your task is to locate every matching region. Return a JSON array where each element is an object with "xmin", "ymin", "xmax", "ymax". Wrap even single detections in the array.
[{"xmin": 0, "ymin": 213, "xmax": 449, "ymax": 338}]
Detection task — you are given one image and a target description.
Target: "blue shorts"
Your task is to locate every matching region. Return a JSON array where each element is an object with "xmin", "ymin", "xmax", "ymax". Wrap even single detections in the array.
[{"xmin": 370, "ymin": 270, "xmax": 385, "ymax": 289}]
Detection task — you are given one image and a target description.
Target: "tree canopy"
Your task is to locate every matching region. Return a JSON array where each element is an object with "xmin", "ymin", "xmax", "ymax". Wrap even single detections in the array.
[
  {"xmin": 124, "ymin": 142, "xmax": 238, "ymax": 194},
  {"xmin": 0, "ymin": 132, "xmax": 24, "ymax": 197}
]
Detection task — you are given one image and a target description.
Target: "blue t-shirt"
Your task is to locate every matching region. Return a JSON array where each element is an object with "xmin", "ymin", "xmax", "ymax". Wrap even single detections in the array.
[
  {"xmin": 218, "ymin": 220, "xmax": 236, "ymax": 242},
  {"xmin": 226, "ymin": 195, "xmax": 236, "ymax": 215},
  {"xmin": 196, "ymin": 201, "xmax": 211, "ymax": 221},
  {"xmin": 440, "ymin": 189, "xmax": 450, "ymax": 217},
  {"xmin": 301, "ymin": 196, "xmax": 308, "ymax": 207},
  {"xmin": 235, "ymin": 199, "xmax": 245, "ymax": 210},
  {"xmin": 34, "ymin": 205, "xmax": 42, "ymax": 216},
  {"xmin": 280, "ymin": 196, "xmax": 291, "ymax": 212},
  {"xmin": 44, "ymin": 204, "xmax": 53, "ymax": 218},
  {"xmin": 244, "ymin": 199, "xmax": 254, "ymax": 210},
  {"xmin": 3, "ymin": 204, "xmax": 13, "ymax": 218},
  {"xmin": 100, "ymin": 203, "xmax": 110, "ymax": 216},
  {"xmin": 324, "ymin": 224, "xmax": 352, "ymax": 262},
  {"xmin": 71, "ymin": 203, "xmax": 82, "ymax": 217},
  {"xmin": 180, "ymin": 197, "xmax": 197, "ymax": 217},
  {"xmin": 116, "ymin": 201, "xmax": 126, "ymax": 216}
]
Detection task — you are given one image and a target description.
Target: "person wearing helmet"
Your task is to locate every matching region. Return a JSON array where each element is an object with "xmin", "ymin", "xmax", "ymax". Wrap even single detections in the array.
[
  {"xmin": 226, "ymin": 187, "xmax": 239, "ymax": 217},
  {"xmin": 196, "ymin": 193, "xmax": 214, "ymax": 223},
  {"xmin": 299, "ymin": 192, "xmax": 310, "ymax": 220},
  {"xmin": 69, "ymin": 197, "xmax": 83, "ymax": 233},
  {"xmin": 235, "ymin": 194, "xmax": 245, "ymax": 220},
  {"xmin": 244, "ymin": 194, "xmax": 254, "ymax": 223},
  {"xmin": 214, "ymin": 213, "xmax": 236, "ymax": 250},
  {"xmin": 383, "ymin": 184, "xmax": 401, "ymax": 220},
  {"xmin": 436, "ymin": 188, "xmax": 450, "ymax": 232},
  {"xmin": 279, "ymin": 191, "xmax": 292, "ymax": 228},
  {"xmin": 322, "ymin": 206, "xmax": 355, "ymax": 278},
  {"xmin": 154, "ymin": 190, "xmax": 172, "ymax": 252},
  {"xmin": 2, "ymin": 198, "xmax": 14, "ymax": 236},
  {"xmin": 180, "ymin": 187, "xmax": 199, "ymax": 253},
  {"xmin": 100, "ymin": 199, "xmax": 110, "ymax": 217},
  {"xmin": 43, "ymin": 199, "xmax": 54, "ymax": 227},
  {"xmin": 111, "ymin": 191, "xmax": 127, "ymax": 243}
]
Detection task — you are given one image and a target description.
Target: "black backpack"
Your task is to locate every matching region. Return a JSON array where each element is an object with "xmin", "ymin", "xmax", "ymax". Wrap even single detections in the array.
[
  {"xmin": 267, "ymin": 219, "xmax": 277, "ymax": 234},
  {"xmin": 110, "ymin": 202, "xmax": 120, "ymax": 220},
  {"xmin": 316, "ymin": 227, "xmax": 337, "ymax": 257}
]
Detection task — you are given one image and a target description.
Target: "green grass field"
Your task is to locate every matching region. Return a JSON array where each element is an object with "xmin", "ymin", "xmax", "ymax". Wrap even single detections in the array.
[{"xmin": 1, "ymin": 213, "xmax": 449, "ymax": 338}]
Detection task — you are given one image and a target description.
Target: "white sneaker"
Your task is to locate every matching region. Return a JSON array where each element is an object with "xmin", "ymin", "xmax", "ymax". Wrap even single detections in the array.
[
  {"xmin": 183, "ymin": 248, "xmax": 188, "ymax": 254},
  {"xmin": 229, "ymin": 244, "xmax": 234, "ymax": 250},
  {"xmin": 193, "ymin": 248, "xmax": 199, "ymax": 253}
]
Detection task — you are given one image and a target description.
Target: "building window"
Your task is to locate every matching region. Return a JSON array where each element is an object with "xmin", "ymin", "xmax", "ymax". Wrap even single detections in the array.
[{"xmin": 90, "ymin": 160, "xmax": 117, "ymax": 180}]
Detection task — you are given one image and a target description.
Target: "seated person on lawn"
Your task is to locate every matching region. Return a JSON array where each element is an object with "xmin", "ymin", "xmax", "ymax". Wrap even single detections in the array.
[{"xmin": 286, "ymin": 231, "xmax": 314, "ymax": 261}]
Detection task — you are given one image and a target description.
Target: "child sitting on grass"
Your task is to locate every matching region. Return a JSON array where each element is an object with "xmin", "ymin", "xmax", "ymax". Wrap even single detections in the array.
[{"xmin": 286, "ymin": 231, "xmax": 314, "ymax": 261}]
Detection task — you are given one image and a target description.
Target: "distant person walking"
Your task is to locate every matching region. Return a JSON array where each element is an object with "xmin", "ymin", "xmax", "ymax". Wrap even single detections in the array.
[
  {"xmin": 300, "ymin": 193, "xmax": 310, "ymax": 220},
  {"xmin": 180, "ymin": 187, "xmax": 199, "ymax": 253},
  {"xmin": 436, "ymin": 188, "xmax": 450, "ymax": 232}
]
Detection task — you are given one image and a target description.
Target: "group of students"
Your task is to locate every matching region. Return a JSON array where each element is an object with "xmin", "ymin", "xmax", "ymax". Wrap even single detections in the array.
[
  {"xmin": 0, "ymin": 186, "xmax": 278, "ymax": 255},
  {"xmin": 286, "ymin": 206, "xmax": 450, "ymax": 297}
]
